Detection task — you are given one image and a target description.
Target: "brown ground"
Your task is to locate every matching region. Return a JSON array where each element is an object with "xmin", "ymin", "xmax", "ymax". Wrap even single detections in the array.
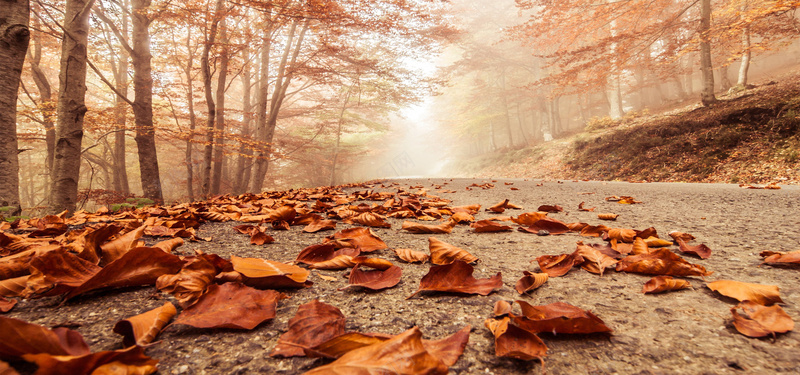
[{"xmin": 4, "ymin": 178, "xmax": 800, "ymax": 374}]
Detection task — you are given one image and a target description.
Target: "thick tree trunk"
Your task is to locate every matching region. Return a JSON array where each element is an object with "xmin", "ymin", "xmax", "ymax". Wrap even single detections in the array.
[
  {"xmin": 112, "ymin": 0, "xmax": 130, "ymax": 195},
  {"xmin": 131, "ymin": 0, "xmax": 163, "ymax": 202},
  {"xmin": 699, "ymin": 0, "xmax": 717, "ymax": 106},
  {"xmin": 200, "ymin": 0, "xmax": 225, "ymax": 196},
  {"xmin": 249, "ymin": 29, "xmax": 271, "ymax": 193},
  {"xmin": 50, "ymin": 0, "xmax": 94, "ymax": 214},
  {"xmin": 233, "ymin": 47, "xmax": 252, "ymax": 194},
  {"xmin": 0, "ymin": 0, "xmax": 29, "ymax": 216},
  {"xmin": 211, "ymin": 23, "xmax": 228, "ymax": 195}
]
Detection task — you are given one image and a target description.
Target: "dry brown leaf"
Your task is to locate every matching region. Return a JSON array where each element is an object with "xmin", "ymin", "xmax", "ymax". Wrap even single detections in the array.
[
  {"xmin": 0, "ymin": 296, "xmax": 16, "ymax": 313},
  {"xmin": 450, "ymin": 212, "xmax": 474, "ymax": 223},
  {"xmin": 352, "ymin": 257, "xmax": 393, "ymax": 270},
  {"xmin": 303, "ymin": 327, "xmax": 449, "ymax": 375},
  {"xmin": 0, "ymin": 276, "xmax": 28, "ymax": 298},
  {"xmin": 22, "ymin": 344, "xmax": 157, "ymax": 375},
  {"xmin": 518, "ymin": 217, "xmax": 570, "ymax": 235},
  {"xmin": 494, "ymin": 300, "xmax": 512, "ymax": 316},
  {"xmin": 515, "ymin": 271, "xmax": 548, "ymax": 295},
  {"xmin": 514, "ymin": 300, "xmax": 612, "ymax": 334},
  {"xmin": 510, "ymin": 212, "xmax": 548, "ymax": 226},
  {"xmin": 100, "ymin": 225, "xmax": 146, "ymax": 265},
  {"xmin": 707, "ymin": 280, "xmax": 783, "ymax": 305},
  {"xmin": 349, "ymin": 212, "xmax": 391, "ymax": 228},
  {"xmin": 484, "ymin": 317, "xmax": 547, "ymax": 361},
  {"xmin": 470, "ymin": 220, "xmax": 513, "ymax": 233},
  {"xmin": 631, "ymin": 237, "xmax": 650, "ymax": 255},
  {"xmin": 302, "ymin": 219, "xmax": 337, "ymax": 233},
  {"xmin": 428, "ymin": 237, "xmax": 478, "ymax": 265},
  {"xmin": 401, "ymin": 220, "xmax": 456, "ymax": 234},
  {"xmin": 0, "ymin": 359, "xmax": 19, "ymax": 375},
  {"xmin": 575, "ymin": 242, "xmax": 618, "ymax": 275},
  {"xmin": 23, "ymin": 248, "xmax": 102, "ymax": 298},
  {"xmin": 668, "ymin": 231, "xmax": 696, "ymax": 243},
  {"xmin": 0, "ymin": 316, "xmax": 90, "ymax": 359},
  {"xmin": 761, "ymin": 250, "xmax": 800, "ymax": 265},
  {"xmin": 578, "ymin": 202, "xmax": 596, "ymax": 212},
  {"xmin": 113, "ymin": 302, "xmax": 177, "ymax": 346},
  {"xmin": 606, "ymin": 228, "xmax": 636, "ymax": 243},
  {"xmin": 270, "ymin": 300, "xmax": 346, "ymax": 358},
  {"xmin": 536, "ymin": 252, "xmax": 583, "ymax": 277},
  {"xmin": 309, "ymin": 255, "xmax": 356, "ymax": 270},
  {"xmin": 537, "ymin": 204, "xmax": 563, "ymax": 213},
  {"xmin": 231, "ymin": 256, "xmax": 312, "ymax": 288},
  {"xmin": 151, "ymin": 237, "xmax": 184, "ymax": 253},
  {"xmin": 296, "ymin": 244, "xmax": 360, "ymax": 267},
  {"xmin": 408, "ymin": 260, "xmax": 502, "ymax": 299},
  {"xmin": 580, "ymin": 224, "xmax": 611, "ymax": 237},
  {"xmin": 393, "ymin": 248, "xmax": 429, "ymax": 264},
  {"xmin": 642, "ymin": 276, "xmax": 691, "ymax": 294},
  {"xmin": 677, "ymin": 239, "xmax": 712, "ymax": 259},
  {"xmin": 326, "ymin": 228, "xmax": 387, "ymax": 252},
  {"xmin": 172, "ymin": 282, "xmax": 285, "ymax": 330},
  {"xmin": 644, "ymin": 237, "xmax": 673, "ymax": 248},
  {"xmin": 155, "ymin": 256, "xmax": 218, "ymax": 307},
  {"xmin": 597, "ymin": 213, "xmax": 619, "ymax": 221},
  {"xmin": 730, "ymin": 301, "xmax": 794, "ymax": 338},
  {"xmin": 616, "ymin": 249, "xmax": 712, "ymax": 277},
  {"xmin": 340, "ymin": 264, "xmax": 402, "ymax": 291}
]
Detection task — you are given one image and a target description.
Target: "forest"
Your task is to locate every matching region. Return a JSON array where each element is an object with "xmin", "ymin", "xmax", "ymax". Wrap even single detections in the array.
[{"xmin": 1, "ymin": 0, "xmax": 799, "ymax": 218}]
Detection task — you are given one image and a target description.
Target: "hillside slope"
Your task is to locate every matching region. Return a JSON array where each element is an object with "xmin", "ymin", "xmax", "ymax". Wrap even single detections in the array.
[{"xmin": 462, "ymin": 71, "xmax": 800, "ymax": 185}]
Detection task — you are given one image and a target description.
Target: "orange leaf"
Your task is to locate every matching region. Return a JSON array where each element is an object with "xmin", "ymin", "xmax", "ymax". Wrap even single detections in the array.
[
  {"xmin": 450, "ymin": 211, "xmax": 474, "ymax": 223},
  {"xmin": 428, "ymin": 237, "xmax": 478, "ymax": 265},
  {"xmin": 677, "ymin": 239, "xmax": 712, "ymax": 259},
  {"xmin": 421, "ymin": 325, "xmax": 471, "ymax": 367},
  {"xmin": 0, "ymin": 296, "xmax": 16, "ymax": 313},
  {"xmin": 642, "ymin": 276, "xmax": 691, "ymax": 294},
  {"xmin": 487, "ymin": 199, "xmax": 521, "ymax": 213},
  {"xmin": 24, "ymin": 248, "xmax": 102, "ymax": 298},
  {"xmin": 352, "ymin": 257, "xmax": 393, "ymax": 270},
  {"xmin": 536, "ymin": 252, "xmax": 583, "ymax": 277},
  {"xmin": 730, "ymin": 301, "xmax": 794, "ymax": 338},
  {"xmin": 537, "ymin": 204, "xmax": 562, "ymax": 213},
  {"xmin": 575, "ymin": 242, "xmax": 618, "ymax": 275},
  {"xmin": 325, "ymin": 228, "xmax": 387, "ymax": 252},
  {"xmin": 270, "ymin": 300, "xmax": 346, "ymax": 358},
  {"xmin": 401, "ymin": 220, "xmax": 456, "ymax": 234},
  {"xmin": 64, "ymin": 247, "xmax": 184, "ymax": 301},
  {"xmin": 306, "ymin": 332, "xmax": 391, "ymax": 359},
  {"xmin": 518, "ymin": 217, "xmax": 570, "ymax": 235},
  {"xmin": 578, "ymin": 202, "xmax": 596, "ymax": 212},
  {"xmin": 615, "ymin": 248, "xmax": 712, "ymax": 277},
  {"xmin": 340, "ymin": 264, "xmax": 402, "ymax": 291},
  {"xmin": 393, "ymin": 248, "xmax": 429, "ymax": 263},
  {"xmin": 644, "ymin": 237, "xmax": 673, "ymax": 248},
  {"xmin": 706, "ymin": 280, "xmax": 783, "ymax": 305},
  {"xmin": 579, "ymin": 224, "xmax": 611, "ymax": 237},
  {"xmin": 513, "ymin": 301, "xmax": 612, "ymax": 334},
  {"xmin": 510, "ymin": 212, "xmax": 547, "ymax": 226},
  {"xmin": 303, "ymin": 327, "xmax": 449, "ymax": 375},
  {"xmin": 349, "ymin": 212, "xmax": 391, "ymax": 228},
  {"xmin": 485, "ymin": 317, "xmax": 547, "ymax": 361},
  {"xmin": 231, "ymin": 256, "xmax": 311, "ymax": 288},
  {"xmin": 309, "ymin": 255, "xmax": 356, "ymax": 270},
  {"xmin": 151, "ymin": 237, "xmax": 184, "ymax": 253},
  {"xmin": 0, "ymin": 316, "xmax": 90, "ymax": 359},
  {"xmin": 631, "ymin": 237, "xmax": 650, "ymax": 255},
  {"xmin": 408, "ymin": 260, "xmax": 501, "ymax": 299},
  {"xmin": 0, "ymin": 359, "xmax": 18, "ymax": 375},
  {"xmin": 470, "ymin": 220, "xmax": 513, "ymax": 233},
  {"xmin": 597, "ymin": 213, "xmax": 618, "ymax": 221},
  {"xmin": 606, "ymin": 228, "xmax": 636, "ymax": 243},
  {"xmin": 0, "ymin": 276, "xmax": 27, "ymax": 298},
  {"xmin": 761, "ymin": 250, "xmax": 800, "ymax": 265},
  {"xmin": 99, "ymin": 225, "xmax": 146, "ymax": 265},
  {"xmin": 172, "ymin": 282, "xmax": 285, "ymax": 330},
  {"xmin": 22, "ymin": 345, "xmax": 157, "ymax": 375},
  {"xmin": 302, "ymin": 219, "xmax": 337, "ymax": 233},
  {"xmin": 113, "ymin": 302, "xmax": 177, "ymax": 346},
  {"xmin": 668, "ymin": 231, "xmax": 696, "ymax": 242},
  {"xmin": 494, "ymin": 300, "xmax": 512, "ymax": 316},
  {"xmin": 515, "ymin": 271, "xmax": 548, "ymax": 295},
  {"xmin": 155, "ymin": 256, "xmax": 218, "ymax": 307},
  {"xmin": 297, "ymin": 244, "xmax": 360, "ymax": 269}
]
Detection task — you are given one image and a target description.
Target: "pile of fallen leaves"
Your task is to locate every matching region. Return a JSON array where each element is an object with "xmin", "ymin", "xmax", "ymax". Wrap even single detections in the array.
[{"xmin": 0, "ymin": 180, "xmax": 796, "ymax": 374}]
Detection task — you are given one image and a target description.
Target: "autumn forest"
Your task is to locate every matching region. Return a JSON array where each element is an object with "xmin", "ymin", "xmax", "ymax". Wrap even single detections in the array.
[{"xmin": 1, "ymin": 0, "xmax": 799, "ymax": 216}]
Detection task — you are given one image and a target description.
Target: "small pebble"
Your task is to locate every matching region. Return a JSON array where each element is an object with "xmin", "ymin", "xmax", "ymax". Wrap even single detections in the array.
[{"xmin": 537, "ymin": 230, "xmax": 550, "ymax": 236}]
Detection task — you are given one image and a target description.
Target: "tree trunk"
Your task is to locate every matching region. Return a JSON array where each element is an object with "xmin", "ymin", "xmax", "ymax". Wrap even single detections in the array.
[
  {"xmin": 251, "ymin": 19, "xmax": 309, "ymax": 191},
  {"xmin": 500, "ymin": 69, "xmax": 514, "ymax": 148},
  {"xmin": 28, "ymin": 19, "xmax": 55, "ymax": 197},
  {"xmin": 329, "ymin": 89, "xmax": 351, "ymax": 186},
  {"xmin": 699, "ymin": 0, "xmax": 716, "ymax": 106},
  {"xmin": 549, "ymin": 96, "xmax": 562, "ymax": 136},
  {"xmin": 233, "ymin": 47, "xmax": 252, "ymax": 194},
  {"xmin": 131, "ymin": 0, "xmax": 163, "ymax": 202},
  {"xmin": 0, "ymin": 0, "xmax": 29, "ymax": 216},
  {"xmin": 737, "ymin": 25, "xmax": 751, "ymax": 87},
  {"xmin": 249, "ymin": 27, "xmax": 271, "ymax": 193},
  {"xmin": 211, "ymin": 22, "xmax": 228, "ymax": 195},
  {"xmin": 50, "ymin": 0, "xmax": 94, "ymax": 214},
  {"xmin": 200, "ymin": 0, "xmax": 225, "ymax": 196},
  {"xmin": 112, "ymin": 0, "xmax": 130, "ymax": 195},
  {"xmin": 184, "ymin": 30, "xmax": 197, "ymax": 201}
]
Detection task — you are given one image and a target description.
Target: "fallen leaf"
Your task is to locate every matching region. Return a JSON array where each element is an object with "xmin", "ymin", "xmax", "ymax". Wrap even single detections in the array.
[
  {"xmin": 470, "ymin": 220, "xmax": 513, "ymax": 233},
  {"xmin": 231, "ymin": 256, "xmax": 312, "ymax": 288},
  {"xmin": 326, "ymin": 228, "xmax": 387, "ymax": 252},
  {"xmin": 172, "ymin": 282, "xmax": 285, "ymax": 329},
  {"xmin": 494, "ymin": 301, "xmax": 512, "ymax": 316},
  {"xmin": 21, "ymin": 345, "xmax": 157, "ymax": 375},
  {"xmin": 352, "ymin": 257, "xmax": 393, "ymax": 270},
  {"xmin": 63, "ymin": 247, "xmax": 183, "ymax": 301},
  {"xmin": 309, "ymin": 255, "xmax": 356, "ymax": 270},
  {"xmin": 578, "ymin": 202, "xmax": 596, "ymax": 212},
  {"xmin": 296, "ymin": 244, "xmax": 360, "ymax": 267},
  {"xmin": 510, "ymin": 212, "xmax": 547, "ymax": 226},
  {"xmin": 630, "ymin": 237, "xmax": 650, "ymax": 255},
  {"xmin": 0, "ymin": 360, "xmax": 18, "ymax": 375},
  {"xmin": 340, "ymin": 265, "xmax": 402, "ymax": 291},
  {"xmin": 616, "ymin": 248, "xmax": 712, "ymax": 277},
  {"xmin": 730, "ymin": 301, "xmax": 794, "ymax": 338},
  {"xmin": 155, "ymin": 256, "xmax": 218, "ymax": 307},
  {"xmin": 644, "ymin": 237, "xmax": 673, "ymax": 248},
  {"xmin": 0, "ymin": 276, "xmax": 27, "ymax": 298},
  {"xmin": 428, "ymin": 237, "xmax": 478, "ymax": 265},
  {"xmin": 580, "ymin": 224, "xmax": 611, "ymax": 237},
  {"xmin": 23, "ymin": 248, "xmax": 102, "ymax": 298},
  {"xmin": 707, "ymin": 280, "xmax": 783, "ymax": 305},
  {"xmin": 515, "ymin": 271, "xmax": 548, "ymax": 295},
  {"xmin": 537, "ymin": 205, "xmax": 563, "ymax": 213},
  {"xmin": 450, "ymin": 212, "xmax": 474, "ymax": 223},
  {"xmin": 761, "ymin": 250, "xmax": 800, "ymax": 265},
  {"xmin": 487, "ymin": 199, "xmax": 521, "ymax": 213},
  {"xmin": 518, "ymin": 217, "xmax": 570, "ymax": 235},
  {"xmin": 0, "ymin": 316, "xmax": 90, "ymax": 360},
  {"xmin": 151, "ymin": 237, "xmax": 184, "ymax": 253},
  {"xmin": 597, "ymin": 213, "xmax": 618, "ymax": 221},
  {"xmin": 270, "ymin": 300, "xmax": 346, "ymax": 358},
  {"xmin": 677, "ymin": 239, "xmax": 712, "ymax": 259},
  {"xmin": 606, "ymin": 228, "xmax": 636, "ymax": 243},
  {"xmin": 393, "ymin": 248, "xmax": 429, "ymax": 264},
  {"xmin": 408, "ymin": 260, "xmax": 502, "ymax": 299},
  {"xmin": 536, "ymin": 252, "xmax": 584, "ymax": 277},
  {"xmin": 575, "ymin": 242, "xmax": 618, "ymax": 275},
  {"xmin": 349, "ymin": 212, "xmax": 391, "ymax": 228},
  {"xmin": 401, "ymin": 220, "xmax": 456, "ymax": 234},
  {"xmin": 668, "ymin": 231, "xmax": 696, "ymax": 243},
  {"xmin": 642, "ymin": 276, "xmax": 691, "ymax": 294},
  {"xmin": 0, "ymin": 296, "xmax": 16, "ymax": 313},
  {"xmin": 99, "ymin": 225, "xmax": 146, "ymax": 265},
  {"xmin": 513, "ymin": 301, "xmax": 612, "ymax": 334},
  {"xmin": 113, "ymin": 302, "xmax": 177, "ymax": 347},
  {"xmin": 250, "ymin": 230, "xmax": 275, "ymax": 245},
  {"xmin": 302, "ymin": 219, "xmax": 337, "ymax": 233},
  {"xmin": 303, "ymin": 327, "xmax": 449, "ymax": 375},
  {"xmin": 306, "ymin": 332, "xmax": 392, "ymax": 359},
  {"xmin": 485, "ymin": 317, "xmax": 547, "ymax": 361}
]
